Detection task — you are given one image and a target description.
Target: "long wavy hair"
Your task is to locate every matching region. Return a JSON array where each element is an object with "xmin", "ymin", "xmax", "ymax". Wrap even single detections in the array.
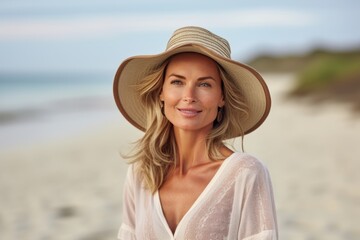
[{"xmin": 125, "ymin": 57, "xmax": 249, "ymax": 193}]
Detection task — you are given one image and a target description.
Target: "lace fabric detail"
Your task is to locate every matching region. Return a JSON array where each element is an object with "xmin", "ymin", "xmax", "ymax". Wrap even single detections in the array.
[
  {"xmin": 234, "ymin": 155, "xmax": 278, "ymax": 239},
  {"xmin": 184, "ymin": 160, "xmax": 240, "ymax": 239},
  {"xmin": 183, "ymin": 153, "xmax": 277, "ymax": 239}
]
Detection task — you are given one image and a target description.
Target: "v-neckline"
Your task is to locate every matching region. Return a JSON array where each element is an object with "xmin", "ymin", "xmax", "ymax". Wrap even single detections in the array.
[{"xmin": 154, "ymin": 152, "xmax": 236, "ymax": 237}]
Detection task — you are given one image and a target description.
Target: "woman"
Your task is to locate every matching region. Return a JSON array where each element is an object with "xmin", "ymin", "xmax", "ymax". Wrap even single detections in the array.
[{"xmin": 113, "ymin": 26, "xmax": 278, "ymax": 239}]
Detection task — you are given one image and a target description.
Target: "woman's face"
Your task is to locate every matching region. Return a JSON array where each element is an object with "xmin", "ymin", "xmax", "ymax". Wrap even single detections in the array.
[{"xmin": 160, "ymin": 53, "xmax": 224, "ymax": 134}]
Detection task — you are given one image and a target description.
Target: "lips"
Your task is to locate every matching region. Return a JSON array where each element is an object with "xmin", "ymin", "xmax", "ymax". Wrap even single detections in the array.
[{"xmin": 177, "ymin": 108, "xmax": 202, "ymax": 117}]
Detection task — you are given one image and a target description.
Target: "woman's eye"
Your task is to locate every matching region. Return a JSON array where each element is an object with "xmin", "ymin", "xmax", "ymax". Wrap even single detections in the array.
[
  {"xmin": 199, "ymin": 82, "xmax": 211, "ymax": 87},
  {"xmin": 170, "ymin": 80, "xmax": 183, "ymax": 85}
]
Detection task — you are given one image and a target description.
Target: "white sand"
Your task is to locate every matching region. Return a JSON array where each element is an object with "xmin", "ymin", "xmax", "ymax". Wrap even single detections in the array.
[
  {"xmin": 245, "ymin": 74, "xmax": 360, "ymax": 240},
  {"xmin": 0, "ymin": 74, "xmax": 359, "ymax": 240}
]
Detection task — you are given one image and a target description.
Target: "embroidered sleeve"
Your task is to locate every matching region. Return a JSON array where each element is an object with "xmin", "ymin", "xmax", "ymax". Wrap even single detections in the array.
[{"xmin": 235, "ymin": 156, "xmax": 278, "ymax": 239}]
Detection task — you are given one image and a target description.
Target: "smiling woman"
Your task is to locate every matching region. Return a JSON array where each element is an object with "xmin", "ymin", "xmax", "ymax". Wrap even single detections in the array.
[
  {"xmin": 160, "ymin": 53, "xmax": 224, "ymax": 133},
  {"xmin": 113, "ymin": 26, "xmax": 277, "ymax": 239},
  {"xmin": 158, "ymin": 54, "xmax": 227, "ymax": 234}
]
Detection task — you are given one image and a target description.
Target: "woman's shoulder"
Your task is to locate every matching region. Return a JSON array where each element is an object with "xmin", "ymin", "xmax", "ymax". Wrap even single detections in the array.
[
  {"xmin": 223, "ymin": 152, "xmax": 273, "ymax": 188},
  {"xmin": 125, "ymin": 163, "xmax": 142, "ymax": 186},
  {"xmin": 227, "ymin": 152, "xmax": 269, "ymax": 175}
]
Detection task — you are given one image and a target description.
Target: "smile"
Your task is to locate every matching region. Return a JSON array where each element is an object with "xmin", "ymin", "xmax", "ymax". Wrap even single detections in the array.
[{"xmin": 177, "ymin": 108, "xmax": 202, "ymax": 117}]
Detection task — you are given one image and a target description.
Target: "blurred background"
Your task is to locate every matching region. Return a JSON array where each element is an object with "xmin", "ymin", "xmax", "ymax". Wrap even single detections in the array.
[{"xmin": 0, "ymin": 0, "xmax": 359, "ymax": 239}]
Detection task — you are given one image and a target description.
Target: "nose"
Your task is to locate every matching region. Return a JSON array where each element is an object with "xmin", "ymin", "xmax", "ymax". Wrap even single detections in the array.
[{"xmin": 183, "ymin": 84, "xmax": 197, "ymax": 103}]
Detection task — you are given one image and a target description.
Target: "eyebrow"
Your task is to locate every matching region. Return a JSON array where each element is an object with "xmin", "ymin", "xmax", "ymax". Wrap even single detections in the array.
[{"xmin": 168, "ymin": 73, "xmax": 216, "ymax": 81}]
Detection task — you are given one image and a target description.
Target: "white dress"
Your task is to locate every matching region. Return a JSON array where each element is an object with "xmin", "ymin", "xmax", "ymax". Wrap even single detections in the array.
[{"xmin": 118, "ymin": 152, "xmax": 278, "ymax": 240}]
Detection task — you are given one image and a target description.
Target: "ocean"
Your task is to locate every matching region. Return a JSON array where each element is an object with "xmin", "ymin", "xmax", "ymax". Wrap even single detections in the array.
[{"xmin": 0, "ymin": 72, "xmax": 120, "ymax": 151}]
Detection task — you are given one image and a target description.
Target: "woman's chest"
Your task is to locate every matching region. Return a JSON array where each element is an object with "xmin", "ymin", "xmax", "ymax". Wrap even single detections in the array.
[
  {"xmin": 135, "ymin": 183, "xmax": 237, "ymax": 240},
  {"xmin": 134, "ymin": 164, "xmax": 242, "ymax": 239},
  {"xmin": 160, "ymin": 173, "xmax": 213, "ymax": 232}
]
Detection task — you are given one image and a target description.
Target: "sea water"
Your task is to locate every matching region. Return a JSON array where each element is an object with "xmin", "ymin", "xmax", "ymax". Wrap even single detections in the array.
[{"xmin": 0, "ymin": 72, "xmax": 120, "ymax": 150}]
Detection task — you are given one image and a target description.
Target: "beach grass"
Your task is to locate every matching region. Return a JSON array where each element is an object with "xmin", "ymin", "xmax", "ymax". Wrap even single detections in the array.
[
  {"xmin": 247, "ymin": 47, "xmax": 360, "ymax": 111},
  {"xmin": 289, "ymin": 53, "xmax": 360, "ymax": 111},
  {"xmin": 291, "ymin": 55, "xmax": 360, "ymax": 93}
]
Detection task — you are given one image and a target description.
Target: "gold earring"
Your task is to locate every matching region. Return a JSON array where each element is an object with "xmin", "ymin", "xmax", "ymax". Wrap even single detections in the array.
[
  {"xmin": 160, "ymin": 101, "xmax": 165, "ymax": 116},
  {"xmin": 217, "ymin": 107, "xmax": 223, "ymax": 123}
]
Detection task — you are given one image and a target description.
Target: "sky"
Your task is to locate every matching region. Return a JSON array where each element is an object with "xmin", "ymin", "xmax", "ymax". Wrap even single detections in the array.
[{"xmin": 0, "ymin": 0, "xmax": 360, "ymax": 73}]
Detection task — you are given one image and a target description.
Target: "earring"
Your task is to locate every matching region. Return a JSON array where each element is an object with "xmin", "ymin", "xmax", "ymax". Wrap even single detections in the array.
[
  {"xmin": 217, "ymin": 107, "xmax": 223, "ymax": 123},
  {"xmin": 160, "ymin": 101, "xmax": 165, "ymax": 116}
]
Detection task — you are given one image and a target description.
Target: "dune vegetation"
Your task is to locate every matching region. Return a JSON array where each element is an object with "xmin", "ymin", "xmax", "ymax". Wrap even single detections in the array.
[{"xmin": 247, "ymin": 47, "xmax": 360, "ymax": 111}]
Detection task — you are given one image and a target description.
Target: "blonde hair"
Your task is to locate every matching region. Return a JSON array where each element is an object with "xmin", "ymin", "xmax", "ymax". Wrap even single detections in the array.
[{"xmin": 125, "ymin": 58, "xmax": 249, "ymax": 193}]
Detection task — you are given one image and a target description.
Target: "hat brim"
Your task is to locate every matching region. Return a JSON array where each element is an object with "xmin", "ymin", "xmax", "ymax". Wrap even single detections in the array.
[{"xmin": 113, "ymin": 44, "xmax": 271, "ymax": 138}]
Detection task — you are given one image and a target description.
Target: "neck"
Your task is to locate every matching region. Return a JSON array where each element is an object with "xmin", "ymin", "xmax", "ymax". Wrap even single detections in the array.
[{"xmin": 173, "ymin": 128, "xmax": 211, "ymax": 174}]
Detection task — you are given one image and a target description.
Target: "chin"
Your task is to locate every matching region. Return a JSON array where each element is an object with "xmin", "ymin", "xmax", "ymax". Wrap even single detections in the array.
[{"xmin": 173, "ymin": 122, "xmax": 214, "ymax": 133}]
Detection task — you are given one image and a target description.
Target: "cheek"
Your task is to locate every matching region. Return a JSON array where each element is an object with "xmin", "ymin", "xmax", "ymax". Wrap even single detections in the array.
[
  {"xmin": 203, "ymin": 91, "xmax": 223, "ymax": 107},
  {"xmin": 162, "ymin": 87, "xmax": 181, "ymax": 104}
]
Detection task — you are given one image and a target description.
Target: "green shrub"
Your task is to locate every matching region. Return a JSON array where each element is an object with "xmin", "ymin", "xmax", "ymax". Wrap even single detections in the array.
[{"xmin": 292, "ymin": 56, "xmax": 360, "ymax": 95}]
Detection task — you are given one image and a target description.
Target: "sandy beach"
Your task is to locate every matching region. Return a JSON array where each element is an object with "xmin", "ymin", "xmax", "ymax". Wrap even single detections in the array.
[{"xmin": 1, "ymin": 74, "xmax": 359, "ymax": 240}]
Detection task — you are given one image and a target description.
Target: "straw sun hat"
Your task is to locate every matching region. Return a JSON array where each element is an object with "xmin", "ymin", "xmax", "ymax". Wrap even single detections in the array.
[{"xmin": 113, "ymin": 26, "xmax": 271, "ymax": 137}]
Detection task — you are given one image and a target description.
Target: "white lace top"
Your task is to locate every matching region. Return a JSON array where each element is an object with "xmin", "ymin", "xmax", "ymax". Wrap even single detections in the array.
[{"xmin": 118, "ymin": 152, "xmax": 278, "ymax": 240}]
